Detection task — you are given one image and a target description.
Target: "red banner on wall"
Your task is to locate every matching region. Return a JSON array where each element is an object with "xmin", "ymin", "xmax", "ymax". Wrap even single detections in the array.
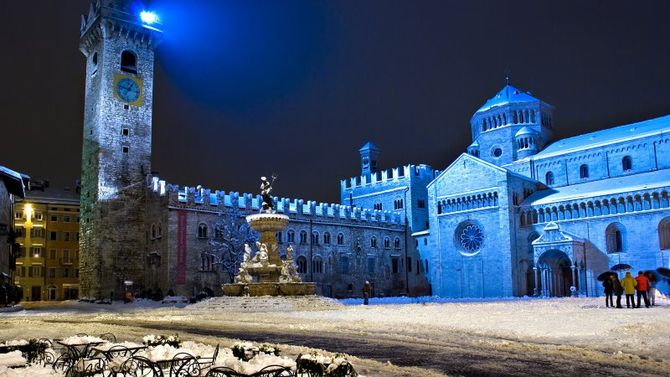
[{"xmin": 177, "ymin": 210, "xmax": 187, "ymax": 284}]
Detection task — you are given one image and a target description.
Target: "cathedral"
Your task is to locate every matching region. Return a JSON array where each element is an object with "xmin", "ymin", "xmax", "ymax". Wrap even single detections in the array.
[{"xmin": 77, "ymin": 1, "xmax": 670, "ymax": 300}]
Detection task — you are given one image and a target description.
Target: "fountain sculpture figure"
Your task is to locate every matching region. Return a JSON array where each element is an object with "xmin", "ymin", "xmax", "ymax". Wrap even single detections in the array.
[{"xmin": 222, "ymin": 175, "xmax": 316, "ymax": 296}]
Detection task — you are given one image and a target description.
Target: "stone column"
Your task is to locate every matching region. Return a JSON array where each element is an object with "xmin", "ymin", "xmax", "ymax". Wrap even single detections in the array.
[
  {"xmin": 533, "ymin": 265, "xmax": 539, "ymax": 296},
  {"xmin": 571, "ymin": 264, "xmax": 578, "ymax": 297}
]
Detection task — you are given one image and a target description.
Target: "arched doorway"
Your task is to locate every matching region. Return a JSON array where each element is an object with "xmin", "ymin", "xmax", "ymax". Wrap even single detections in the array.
[{"xmin": 537, "ymin": 250, "xmax": 573, "ymax": 297}]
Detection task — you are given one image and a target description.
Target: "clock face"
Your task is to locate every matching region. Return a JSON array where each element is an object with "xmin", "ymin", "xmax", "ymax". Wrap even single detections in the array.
[
  {"xmin": 362, "ymin": 158, "xmax": 369, "ymax": 167},
  {"xmin": 116, "ymin": 78, "xmax": 140, "ymax": 103}
]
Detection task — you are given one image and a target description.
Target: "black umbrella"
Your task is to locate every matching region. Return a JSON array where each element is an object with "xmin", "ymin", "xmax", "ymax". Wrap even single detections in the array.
[
  {"xmin": 597, "ymin": 271, "xmax": 616, "ymax": 281},
  {"xmin": 644, "ymin": 270, "xmax": 661, "ymax": 283},
  {"xmin": 611, "ymin": 263, "xmax": 632, "ymax": 271},
  {"xmin": 657, "ymin": 267, "xmax": 670, "ymax": 278}
]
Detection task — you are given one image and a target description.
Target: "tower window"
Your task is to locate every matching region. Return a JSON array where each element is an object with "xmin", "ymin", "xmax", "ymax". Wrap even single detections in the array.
[
  {"xmin": 122, "ymin": 128, "xmax": 129, "ymax": 136},
  {"xmin": 622, "ymin": 156, "xmax": 632, "ymax": 172},
  {"xmin": 122, "ymin": 146, "xmax": 129, "ymax": 154},
  {"xmin": 579, "ymin": 164, "xmax": 589, "ymax": 179},
  {"xmin": 92, "ymin": 52, "xmax": 98, "ymax": 66},
  {"xmin": 120, "ymin": 50, "xmax": 138, "ymax": 74}
]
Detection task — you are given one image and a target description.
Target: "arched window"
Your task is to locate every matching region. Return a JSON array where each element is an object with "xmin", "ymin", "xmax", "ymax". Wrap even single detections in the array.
[
  {"xmin": 157, "ymin": 224, "xmax": 162, "ymax": 238},
  {"xmin": 337, "ymin": 233, "xmax": 344, "ymax": 245},
  {"xmin": 296, "ymin": 256, "xmax": 307, "ymax": 274},
  {"xmin": 384, "ymin": 237, "xmax": 391, "ymax": 248},
  {"xmin": 287, "ymin": 230, "xmax": 295, "ymax": 243},
  {"xmin": 299, "ymin": 231, "xmax": 307, "ymax": 244},
  {"xmin": 622, "ymin": 156, "xmax": 632, "ymax": 171},
  {"xmin": 323, "ymin": 232, "xmax": 331, "ymax": 244},
  {"xmin": 606, "ymin": 223, "xmax": 625, "ymax": 253},
  {"xmin": 394, "ymin": 237, "xmax": 401, "ymax": 249},
  {"xmin": 659, "ymin": 217, "xmax": 670, "ymax": 250},
  {"xmin": 373, "ymin": 202, "xmax": 382, "ymax": 211},
  {"xmin": 579, "ymin": 164, "xmax": 589, "ymax": 179},
  {"xmin": 311, "ymin": 231, "xmax": 319, "ymax": 245},
  {"xmin": 120, "ymin": 50, "xmax": 138, "ymax": 74},
  {"xmin": 545, "ymin": 171, "xmax": 554, "ymax": 185},
  {"xmin": 312, "ymin": 257, "xmax": 323, "ymax": 274},
  {"xmin": 197, "ymin": 223, "xmax": 208, "ymax": 239},
  {"xmin": 370, "ymin": 236, "xmax": 377, "ymax": 248},
  {"xmin": 276, "ymin": 232, "xmax": 283, "ymax": 244},
  {"xmin": 151, "ymin": 224, "xmax": 156, "ymax": 239}
]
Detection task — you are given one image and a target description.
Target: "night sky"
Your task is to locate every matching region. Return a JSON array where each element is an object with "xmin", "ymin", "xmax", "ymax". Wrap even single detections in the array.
[{"xmin": 1, "ymin": 1, "xmax": 669, "ymax": 202}]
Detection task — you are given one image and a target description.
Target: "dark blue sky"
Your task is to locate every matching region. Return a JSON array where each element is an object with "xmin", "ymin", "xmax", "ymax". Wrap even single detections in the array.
[{"xmin": 1, "ymin": 1, "xmax": 669, "ymax": 202}]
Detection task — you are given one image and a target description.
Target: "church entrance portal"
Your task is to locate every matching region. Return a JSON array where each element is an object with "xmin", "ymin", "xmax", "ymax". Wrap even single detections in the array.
[{"xmin": 537, "ymin": 250, "xmax": 573, "ymax": 297}]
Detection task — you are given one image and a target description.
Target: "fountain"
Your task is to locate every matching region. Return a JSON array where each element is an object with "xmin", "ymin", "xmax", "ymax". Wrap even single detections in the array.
[{"xmin": 222, "ymin": 175, "xmax": 316, "ymax": 296}]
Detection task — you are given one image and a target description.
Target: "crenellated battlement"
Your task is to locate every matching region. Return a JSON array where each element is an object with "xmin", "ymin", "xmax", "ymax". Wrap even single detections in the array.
[
  {"xmin": 340, "ymin": 164, "xmax": 437, "ymax": 190},
  {"xmin": 147, "ymin": 176, "xmax": 404, "ymax": 225}
]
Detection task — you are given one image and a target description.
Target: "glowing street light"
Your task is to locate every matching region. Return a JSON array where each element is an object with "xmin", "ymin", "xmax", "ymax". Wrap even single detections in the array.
[{"xmin": 139, "ymin": 11, "xmax": 159, "ymax": 25}]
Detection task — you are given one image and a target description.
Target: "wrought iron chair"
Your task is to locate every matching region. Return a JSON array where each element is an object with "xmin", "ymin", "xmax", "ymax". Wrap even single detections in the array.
[
  {"xmin": 196, "ymin": 344, "xmax": 220, "ymax": 372},
  {"xmin": 69, "ymin": 356, "xmax": 108, "ymax": 377},
  {"xmin": 170, "ymin": 352, "xmax": 201, "ymax": 377},
  {"xmin": 102, "ymin": 345, "xmax": 133, "ymax": 376},
  {"xmin": 119, "ymin": 356, "xmax": 163, "ymax": 377},
  {"xmin": 205, "ymin": 365, "xmax": 294, "ymax": 377}
]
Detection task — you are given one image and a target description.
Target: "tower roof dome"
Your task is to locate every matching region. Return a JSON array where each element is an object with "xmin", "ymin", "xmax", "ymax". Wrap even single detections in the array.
[
  {"xmin": 476, "ymin": 85, "xmax": 540, "ymax": 113},
  {"xmin": 515, "ymin": 126, "xmax": 538, "ymax": 137}
]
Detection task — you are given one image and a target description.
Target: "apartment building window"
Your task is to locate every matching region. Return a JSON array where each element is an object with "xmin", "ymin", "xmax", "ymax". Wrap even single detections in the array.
[
  {"xmin": 48, "ymin": 268, "xmax": 56, "ymax": 278},
  {"xmin": 50, "ymin": 215, "xmax": 58, "ymax": 222},
  {"xmin": 15, "ymin": 211, "xmax": 23, "ymax": 219},
  {"xmin": 50, "ymin": 232, "xmax": 57, "ymax": 241},
  {"xmin": 62, "ymin": 250, "xmax": 71, "ymax": 264},
  {"xmin": 62, "ymin": 268, "xmax": 69, "ymax": 278},
  {"xmin": 32, "ymin": 247, "xmax": 43, "ymax": 258},
  {"xmin": 63, "ymin": 216, "xmax": 71, "ymax": 223},
  {"xmin": 34, "ymin": 212, "xmax": 44, "ymax": 221},
  {"xmin": 30, "ymin": 228, "xmax": 45, "ymax": 238},
  {"xmin": 50, "ymin": 249, "xmax": 56, "ymax": 259}
]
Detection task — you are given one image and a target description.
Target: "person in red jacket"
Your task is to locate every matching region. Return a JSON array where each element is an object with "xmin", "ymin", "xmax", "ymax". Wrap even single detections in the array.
[{"xmin": 635, "ymin": 271, "xmax": 650, "ymax": 308}]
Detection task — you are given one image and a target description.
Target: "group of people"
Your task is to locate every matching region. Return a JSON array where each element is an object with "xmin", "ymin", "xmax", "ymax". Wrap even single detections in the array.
[{"xmin": 603, "ymin": 271, "xmax": 657, "ymax": 308}]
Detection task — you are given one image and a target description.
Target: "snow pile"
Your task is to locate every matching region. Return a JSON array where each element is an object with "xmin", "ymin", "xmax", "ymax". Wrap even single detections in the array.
[
  {"xmin": 0, "ymin": 351, "xmax": 25, "ymax": 367},
  {"xmin": 339, "ymin": 295, "xmax": 532, "ymax": 306},
  {"xmin": 93, "ymin": 341, "xmax": 144, "ymax": 351},
  {"xmin": 189, "ymin": 295, "xmax": 343, "ymax": 312},
  {"xmin": 215, "ymin": 352, "xmax": 296, "ymax": 375},
  {"xmin": 161, "ymin": 296, "xmax": 189, "ymax": 304},
  {"xmin": 0, "ymin": 339, "xmax": 28, "ymax": 346},
  {"xmin": 60, "ymin": 335, "xmax": 104, "ymax": 345},
  {"xmin": 0, "ymin": 365, "xmax": 59, "ymax": 376}
]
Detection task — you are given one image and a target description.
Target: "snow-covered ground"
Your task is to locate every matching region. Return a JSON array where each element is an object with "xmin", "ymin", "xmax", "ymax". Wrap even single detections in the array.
[{"xmin": 3, "ymin": 296, "xmax": 670, "ymax": 376}]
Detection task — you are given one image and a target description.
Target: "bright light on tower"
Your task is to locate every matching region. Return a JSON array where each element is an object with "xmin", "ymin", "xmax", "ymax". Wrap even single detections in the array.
[{"xmin": 140, "ymin": 11, "xmax": 159, "ymax": 25}]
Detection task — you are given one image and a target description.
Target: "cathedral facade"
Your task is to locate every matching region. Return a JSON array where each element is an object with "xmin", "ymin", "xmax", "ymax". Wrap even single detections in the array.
[
  {"xmin": 77, "ymin": 1, "xmax": 669, "ymax": 300},
  {"xmin": 418, "ymin": 86, "xmax": 670, "ymax": 298}
]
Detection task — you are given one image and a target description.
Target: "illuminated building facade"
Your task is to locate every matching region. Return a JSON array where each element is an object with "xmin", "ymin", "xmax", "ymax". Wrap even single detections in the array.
[{"xmin": 13, "ymin": 185, "xmax": 80, "ymax": 301}]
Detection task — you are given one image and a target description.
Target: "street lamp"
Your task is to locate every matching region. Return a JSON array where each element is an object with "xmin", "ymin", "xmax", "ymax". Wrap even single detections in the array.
[{"xmin": 139, "ymin": 11, "xmax": 159, "ymax": 25}]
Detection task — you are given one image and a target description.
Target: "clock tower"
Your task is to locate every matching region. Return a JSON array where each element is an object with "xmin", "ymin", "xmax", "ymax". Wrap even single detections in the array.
[{"xmin": 78, "ymin": 0, "xmax": 162, "ymax": 299}]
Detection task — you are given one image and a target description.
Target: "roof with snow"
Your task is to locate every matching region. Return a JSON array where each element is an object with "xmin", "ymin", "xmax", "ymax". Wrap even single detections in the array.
[
  {"xmin": 0, "ymin": 166, "xmax": 27, "ymax": 198},
  {"xmin": 524, "ymin": 169, "xmax": 670, "ymax": 206},
  {"xmin": 476, "ymin": 85, "xmax": 540, "ymax": 113},
  {"xmin": 535, "ymin": 114, "xmax": 670, "ymax": 158}
]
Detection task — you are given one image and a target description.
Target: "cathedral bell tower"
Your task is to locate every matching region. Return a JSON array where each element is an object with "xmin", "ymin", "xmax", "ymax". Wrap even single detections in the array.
[{"xmin": 78, "ymin": 0, "xmax": 162, "ymax": 299}]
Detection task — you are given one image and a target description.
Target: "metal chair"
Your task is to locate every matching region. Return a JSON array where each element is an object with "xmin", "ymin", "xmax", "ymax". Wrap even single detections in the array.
[
  {"xmin": 170, "ymin": 352, "xmax": 201, "ymax": 377},
  {"xmin": 197, "ymin": 344, "xmax": 220, "ymax": 372},
  {"xmin": 295, "ymin": 355, "xmax": 325, "ymax": 377},
  {"xmin": 119, "ymin": 356, "xmax": 163, "ymax": 377},
  {"xmin": 326, "ymin": 360, "xmax": 357, "ymax": 377}
]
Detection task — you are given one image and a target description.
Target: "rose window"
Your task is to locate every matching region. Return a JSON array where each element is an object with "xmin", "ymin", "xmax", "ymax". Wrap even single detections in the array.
[{"xmin": 459, "ymin": 224, "xmax": 484, "ymax": 252}]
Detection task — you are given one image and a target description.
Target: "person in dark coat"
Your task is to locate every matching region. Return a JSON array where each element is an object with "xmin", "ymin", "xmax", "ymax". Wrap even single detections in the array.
[
  {"xmin": 612, "ymin": 275, "xmax": 624, "ymax": 308},
  {"xmin": 603, "ymin": 276, "xmax": 614, "ymax": 308},
  {"xmin": 363, "ymin": 281, "xmax": 371, "ymax": 305}
]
